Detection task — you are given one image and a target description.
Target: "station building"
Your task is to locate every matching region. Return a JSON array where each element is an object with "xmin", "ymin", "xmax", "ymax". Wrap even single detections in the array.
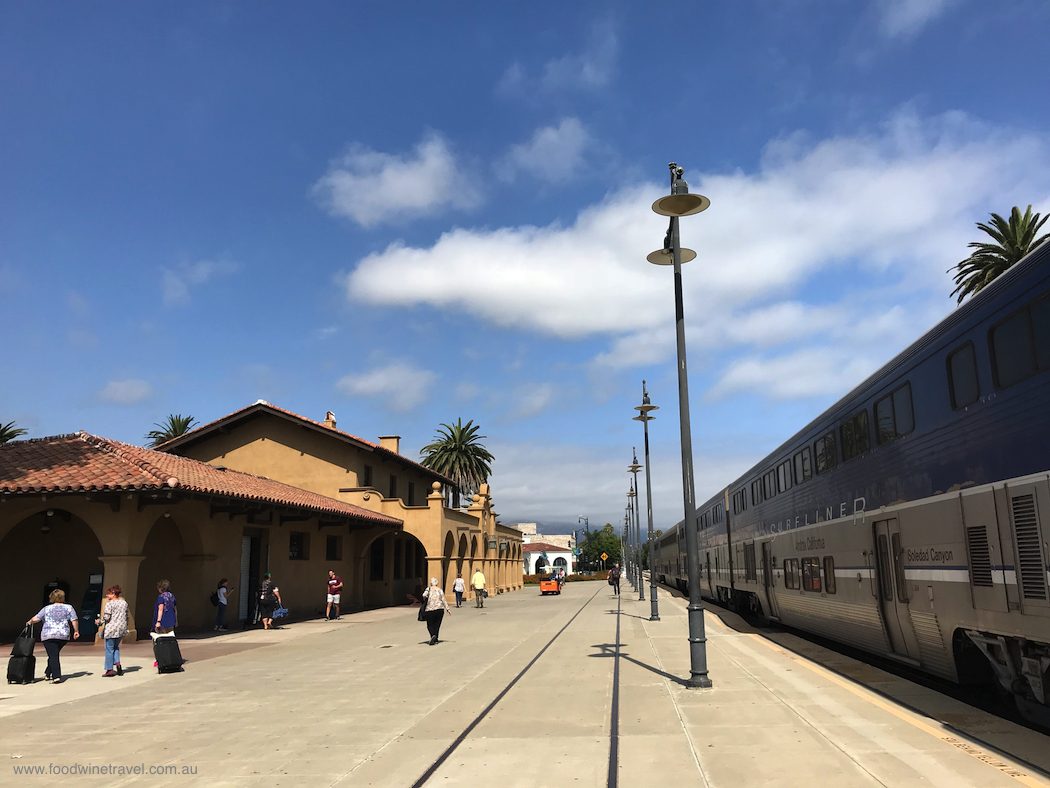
[{"xmin": 0, "ymin": 401, "xmax": 523, "ymax": 640}]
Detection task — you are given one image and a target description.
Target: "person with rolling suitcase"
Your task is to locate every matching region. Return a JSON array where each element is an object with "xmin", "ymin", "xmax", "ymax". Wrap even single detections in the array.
[
  {"xmin": 151, "ymin": 632, "xmax": 185, "ymax": 674},
  {"xmin": 7, "ymin": 623, "xmax": 37, "ymax": 685},
  {"xmin": 25, "ymin": 589, "xmax": 79, "ymax": 683}
]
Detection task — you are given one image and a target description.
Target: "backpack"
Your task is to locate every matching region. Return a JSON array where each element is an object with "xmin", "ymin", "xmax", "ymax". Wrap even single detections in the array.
[{"xmin": 209, "ymin": 591, "xmax": 219, "ymax": 607}]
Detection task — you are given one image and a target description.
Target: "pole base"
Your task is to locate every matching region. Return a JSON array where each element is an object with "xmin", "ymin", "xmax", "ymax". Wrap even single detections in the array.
[
  {"xmin": 686, "ymin": 675, "xmax": 714, "ymax": 689},
  {"xmin": 649, "ymin": 615, "xmax": 661, "ymax": 622}
]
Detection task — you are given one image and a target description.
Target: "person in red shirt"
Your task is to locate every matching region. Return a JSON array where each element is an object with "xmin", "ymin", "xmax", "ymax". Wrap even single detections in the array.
[{"xmin": 326, "ymin": 570, "xmax": 344, "ymax": 620}]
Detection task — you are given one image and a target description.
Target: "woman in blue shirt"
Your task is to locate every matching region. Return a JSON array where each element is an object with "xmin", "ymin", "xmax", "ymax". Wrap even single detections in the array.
[
  {"xmin": 26, "ymin": 589, "xmax": 80, "ymax": 683},
  {"xmin": 153, "ymin": 579, "xmax": 178, "ymax": 633}
]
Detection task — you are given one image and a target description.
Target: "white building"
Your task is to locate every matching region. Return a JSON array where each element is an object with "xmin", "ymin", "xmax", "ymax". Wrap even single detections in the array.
[{"xmin": 523, "ymin": 542, "xmax": 575, "ymax": 576}]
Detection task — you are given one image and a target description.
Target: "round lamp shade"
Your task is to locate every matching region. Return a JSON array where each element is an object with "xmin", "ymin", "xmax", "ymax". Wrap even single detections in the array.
[
  {"xmin": 647, "ymin": 247, "xmax": 697, "ymax": 265},
  {"xmin": 651, "ymin": 192, "xmax": 710, "ymax": 217}
]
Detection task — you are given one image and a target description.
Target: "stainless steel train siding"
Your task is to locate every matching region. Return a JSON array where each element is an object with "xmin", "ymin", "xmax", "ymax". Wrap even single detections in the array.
[{"xmin": 655, "ymin": 242, "xmax": 1050, "ymax": 724}]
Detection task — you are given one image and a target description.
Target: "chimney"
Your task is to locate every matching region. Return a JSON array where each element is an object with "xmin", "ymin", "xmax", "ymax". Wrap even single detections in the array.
[
  {"xmin": 323, "ymin": 411, "xmax": 337, "ymax": 429},
  {"xmin": 378, "ymin": 435, "xmax": 400, "ymax": 454}
]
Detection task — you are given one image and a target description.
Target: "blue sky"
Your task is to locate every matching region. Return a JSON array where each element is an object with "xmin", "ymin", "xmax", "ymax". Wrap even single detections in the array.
[{"xmin": 3, "ymin": 1, "xmax": 1049, "ymax": 533}]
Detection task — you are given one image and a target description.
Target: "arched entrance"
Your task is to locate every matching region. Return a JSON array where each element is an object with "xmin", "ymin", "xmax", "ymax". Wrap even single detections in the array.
[
  {"xmin": 136, "ymin": 516, "xmax": 204, "ymax": 637},
  {"xmin": 0, "ymin": 509, "xmax": 104, "ymax": 640},
  {"xmin": 362, "ymin": 530, "xmax": 428, "ymax": 609},
  {"xmin": 535, "ymin": 556, "xmax": 549, "ymax": 574},
  {"xmin": 553, "ymin": 557, "xmax": 568, "ymax": 575},
  {"xmin": 457, "ymin": 534, "xmax": 468, "ymax": 577},
  {"xmin": 442, "ymin": 531, "xmax": 455, "ymax": 594}
]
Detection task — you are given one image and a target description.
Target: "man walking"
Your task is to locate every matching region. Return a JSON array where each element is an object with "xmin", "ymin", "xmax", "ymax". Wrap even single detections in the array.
[
  {"xmin": 452, "ymin": 573, "xmax": 465, "ymax": 608},
  {"xmin": 326, "ymin": 569, "xmax": 344, "ymax": 620},
  {"xmin": 471, "ymin": 567, "xmax": 486, "ymax": 608},
  {"xmin": 608, "ymin": 563, "xmax": 621, "ymax": 596}
]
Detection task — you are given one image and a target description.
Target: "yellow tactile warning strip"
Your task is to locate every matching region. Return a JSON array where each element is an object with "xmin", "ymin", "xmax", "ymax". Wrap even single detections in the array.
[{"xmin": 704, "ymin": 615, "xmax": 1048, "ymax": 787}]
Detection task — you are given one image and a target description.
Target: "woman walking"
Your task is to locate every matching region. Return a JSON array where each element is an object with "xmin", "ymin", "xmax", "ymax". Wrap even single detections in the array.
[
  {"xmin": 98, "ymin": 585, "xmax": 128, "ymax": 677},
  {"xmin": 25, "ymin": 589, "xmax": 79, "ymax": 683},
  {"xmin": 153, "ymin": 580, "xmax": 178, "ymax": 634},
  {"xmin": 257, "ymin": 572, "xmax": 282, "ymax": 630},
  {"xmin": 421, "ymin": 577, "xmax": 451, "ymax": 645},
  {"xmin": 452, "ymin": 572, "xmax": 465, "ymax": 608},
  {"xmin": 214, "ymin": 578, "xmax": 232, "ymax": 631}
]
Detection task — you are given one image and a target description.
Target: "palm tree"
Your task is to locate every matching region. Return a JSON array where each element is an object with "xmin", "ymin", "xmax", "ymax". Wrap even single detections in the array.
[
  {"xmin": 0, "ymin": 420, "xmax": 28, "ymax": 444},
  {"xmin": 419, "ymin": 418, "xmax": 494, "ymax": 508},
  {"xmin": 950, "ymin": 205, "xmax": 1050, "ymax": 304},
  {"xmin": 146, "ymin": 414, "xmax": 199, "ymax": 448}
]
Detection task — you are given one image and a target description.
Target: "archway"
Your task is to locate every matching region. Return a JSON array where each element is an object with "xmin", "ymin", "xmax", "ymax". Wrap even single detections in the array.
[
  {"xmin": 442, "ymin": 531, "xmax": 455, "ymax": 594},
  {"xmin": 361, "ymin": 530, "xmax": 428, "ymax": 609},
  {"xmin": 535, "ymin": 556, "xmax": 549, "ymax": 574},
  {"xmin": 553, "ymin": 557, "xmax": 568, "ymax": 576},
  {"xmin": 137, "ymin": 516, "xmax": 190, "ymax": 637},
  {"xmin": 0, "ymin": 509, "xmax": 103, "ymax": 640}
]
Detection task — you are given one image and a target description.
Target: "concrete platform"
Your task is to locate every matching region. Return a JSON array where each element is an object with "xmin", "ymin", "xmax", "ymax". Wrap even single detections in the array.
[{"xmin": 2, "ymin": 580, "xmax": 1048, "ymax": 786}]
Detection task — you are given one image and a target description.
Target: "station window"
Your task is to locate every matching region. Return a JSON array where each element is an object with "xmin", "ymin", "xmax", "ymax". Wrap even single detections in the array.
[
  {"xmin": 990, "ymin": 307, "xmax": 1034, "ymax": 387},
  {"xmin": 814, "ymin": 432, "xmax": 837, "ymax": 474},
  {"xmin": 784, "ymin": 558, "xmax": 800, "ymax": 590},
  {"xmin": 388, "ymin": 474, "xmax": 398, "ymax": 499},
  {"xmin": 289, "ymin": 531, "xmax": 310, "ymax": 561},
  {"xmin": 777, "ymin": 459, "xmax": 793, "ymax": 493},
  {"xmin": 763, "ymin": 469, "xmax": 777, "ymax": 500},
  {"xmin": 947, "ymin": 342, "xmax": 979, "ymax": 409},
  {"xmin": 394, "ymin": 539, "xmax": 404, "ymax": 579},
  {"xmin": 362, "ymin": 464, "xmax": 373, "ymax": 487},
  {"xmin": 751, "ymin": 479, "xmax": 763, "ymax": 507},
  {"xmin": 407, "ymin": 481, "xmax": 416, "ymax": 506},
  {"xmin": 823, "ymin": 556, "xmax": 836, "ymax": 594},
  {"xmin": 801, "ymin": 557, "xmax": 821, "ymax": 592},
  {"xmin": 875, "ymin": 382, "xmax": 914, "ymax": 445},
  {"xmin": 793, "ymin": 446, "xmax": 812, "ymax": 484},
  {"xmin": 325, "ymin": 534, "xmax": 342, "ymax": 562},
  {"xmin": 369, "ymin": 537, "xmax": 385, "ymax": 581},
  {"xmin": 840, "ymin": 409, "xmax": 870, "ymax": 461}
]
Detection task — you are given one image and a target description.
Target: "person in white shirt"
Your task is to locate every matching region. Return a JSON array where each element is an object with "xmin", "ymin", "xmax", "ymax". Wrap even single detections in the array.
[
  {"xmin": 452, "ymin": 573, "xmax": 466, "ymax": 608},
  {"xmin": 214, "ymin": 578, "xmax": 232, "ymax": 631}
]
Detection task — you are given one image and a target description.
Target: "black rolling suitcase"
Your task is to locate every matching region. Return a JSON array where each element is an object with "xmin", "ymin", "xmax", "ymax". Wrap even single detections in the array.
[
  {"xmin": 7, "ymin": 654, "xmax": 36, "ymax": 684},
  {"xmin": 153, "ymin": 635, "xmax": 185, "ymax": 673}
]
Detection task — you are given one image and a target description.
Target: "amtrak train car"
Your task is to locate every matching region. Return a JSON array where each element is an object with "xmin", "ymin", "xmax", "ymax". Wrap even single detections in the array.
[{"xmin": 655, "ymin": 241, "xmax": 1050, "ymax": 723}]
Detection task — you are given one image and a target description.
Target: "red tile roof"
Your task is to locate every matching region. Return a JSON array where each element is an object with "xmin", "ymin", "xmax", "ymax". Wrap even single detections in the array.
[
  {"xmin": 156, "ymin": 400, "xmax": 454, "ymax": 485},
  {"xmin": 522, "ymin": 542, "xmax": 573, "ymax": 553},
  {"xmin": 0, "ymin": 432, "xmax": 401, "ymax": 526}
]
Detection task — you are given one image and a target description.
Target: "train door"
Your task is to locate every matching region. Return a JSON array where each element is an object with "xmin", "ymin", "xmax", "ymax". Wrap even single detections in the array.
[
  {"xmin": 761, "ymin": 541, "xmax": 779, "ymax": 619},
  {"xmin": 873, "ymin": 518, "xmax": 921, "ymax": 661}
]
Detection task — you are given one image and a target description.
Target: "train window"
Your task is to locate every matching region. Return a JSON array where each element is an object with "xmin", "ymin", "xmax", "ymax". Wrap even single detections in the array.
[
  {"xmin": 947, "ymin": 343, "xmax": 979, "ymax": 409},
  {"xmin": 875, "ymin": 383, "xmax": 914, "ymax": 445},
  {"xmin": 891, "ymin": 533, "xmax": 909, "ymax": 602},
  {"xmin": 713, "ymin": 503, "xmax": 724, "ymax": 523},
  {"xmin": 751, "ymin": 479, "xmax": 763, "ymax": 507},
  {"xmin": 876, "ymin": 534, "xmax": 893, "ymax": 602},
  {"xmin": 1034, "ymin": 296, "xmax": 1050, "ymax": 370},
  {"xmin": 744, "ymin": 543, "xmax": 757, "ymax": 582},
  {"xmin": 733, "ymin": 489, "xmax": 747, "ymax": 515},
  {"xmin": 823, "ymin": 556, "xmax": 836, "ymax": 594},
  {"xmin": 763, "ymin": 469, "xmax": 777, "ymax": 500},
  {"xmin": 699, "ymin": 512, "xmax": 709, "ymax": 530},
  {"xmin": 840, "ymin": 409, "xmax": 870, "ymax": 461},
  {"xmin": 814, "ymin": 432, "xmax": 837, "ymax": 473},
  {"xmin": 784, "ymin": 558, "xmax": 799, "ymax": 590},
  {"xmin": 777, "ymin": 460, "xmax": 793, "ymax": 493},
  {"xmin": 990, "ymin": 307, "xmax": 1036, "ymax": 388},
  {"xmin": 801, "ymin": 557, "xmax": 821, "ymax": 592},
  {"xmin": 793, "ymin": 447, "xmax": 812, "ymax": 484}
]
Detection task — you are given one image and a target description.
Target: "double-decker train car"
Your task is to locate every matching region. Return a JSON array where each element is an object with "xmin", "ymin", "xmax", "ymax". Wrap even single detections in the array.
[{"xmin": 654, "ymin": 242, "xmax": 1050, "ymax": 723}]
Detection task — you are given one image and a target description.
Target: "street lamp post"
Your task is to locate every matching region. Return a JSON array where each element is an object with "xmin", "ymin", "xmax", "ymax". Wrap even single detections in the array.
[
  {"xmin": 634, "ymin": 380, "xmax": 660, "ymax": 621},
  {"xmin": 622, "ymin": 508, "xmax": 631, "ymax": 584},
  {"xmin": 628, "ymin": 451, "xmax": 644, "ymax": 601},
  {"xmin": 577, "ymin": 515, "xmax": 588, "ymax": 572},
  {"xmin": 646, "ymin": 162, "xmax": 712, "ymax": 688}
]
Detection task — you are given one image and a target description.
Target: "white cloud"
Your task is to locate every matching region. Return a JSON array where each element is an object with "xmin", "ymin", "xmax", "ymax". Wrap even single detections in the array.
[
  {"xmin": 162, "ymin": 259, "xmax": 237, "ymax": 307},
  {"xmin": 336, "ymin": 361, "xmax": 437, "ymax": 412},
  {"xmin": 502, "ymin": 118, "xmax": 590, "ymax": 183},
  {"xmin": 509, "ymin": 383, "xmax": 556, "ymax": 420},
  {"xmin": 709, "ymin": 348, "xmax": 882, "ymax": 401},
  {"xmin": 344, "ymin": 110, "xmax": 1048, "ymax": 402},
  {"xmin": 98, "ymin": 379, "xmax": 153, "ymax": 405},
  {"xmin": 497, "ymin": 20, "xmax": 618, "ymax": 95},
  {"xmin": 875, "ymin": 0, "xmax": 956, "ymax": 39},
  {"xmin": 312, "ymin": 133, "xmax": 479, "ymax": 228}
]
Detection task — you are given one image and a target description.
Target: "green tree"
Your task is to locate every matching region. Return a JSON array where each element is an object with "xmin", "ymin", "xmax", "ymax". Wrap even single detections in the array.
[
  {"xmin": 579, "ymin": 523, "xmax": 623, "ymax": 569},
  {"xmin": 146, "ymin": 414, "xmax": 199, "ymax": 448},
  {"xmin": 419, "ymin": 418, "xmax": 494, "ymax": 508},
  {"xmin": 950, "ymin": 205, "xmax": 1050, "ymax": 304},
  {"xmin": 0, "ymin": 421, "xmax": 28, "ymax": 444}
]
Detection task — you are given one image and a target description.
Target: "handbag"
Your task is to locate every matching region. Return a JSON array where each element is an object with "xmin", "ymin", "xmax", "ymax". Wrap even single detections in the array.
[
  {"xmin": 272, "ymin": 606, "xmax": 289, "ymax": 620},
  {"xmin": 417, "ymin": 605, "xmax": 426, "ymax": 622},
  {"xmin": 11, "ymin": 625, "xmax": 34, "ymax": 658}
]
